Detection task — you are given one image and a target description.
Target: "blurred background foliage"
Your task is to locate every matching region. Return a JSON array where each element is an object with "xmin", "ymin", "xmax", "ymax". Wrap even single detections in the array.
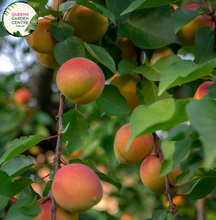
[{"xmin": 1, "ymin": 0, "xmax": 216, "ymax": 219}]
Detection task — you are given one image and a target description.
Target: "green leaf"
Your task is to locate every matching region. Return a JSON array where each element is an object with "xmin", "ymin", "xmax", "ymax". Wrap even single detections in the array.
[
  {"xmin": 194, "ymin": 26, "xmax": 216, "ymax": 64},
  {"xmin": 195, "ymin": 168, "xmax": 216, "ymax": 177},
  {"xmin": 105, "ymin": 0, "xmax": 130, "ymax": 24},
  {"xmin": 96, "ymin": 85, "xmax": 132, "ymax": 116},
  {"xmin": 186, "ymin": 99, "xmax": 216, "ymax": 167},
  {"xmin": 136, "ymin": 54, "xmax": 181, "ymax": 81},
  {"xmin": 69, "ymin": 159, "xmax": 122, "ymax": 190},
  {"xmin": 42, "ymin": 181, "xmax": 52, "ymax": 197},
  {"xmin": 187, "ymin": 177, "xmax": 216, "ymax": 200},
  {"xmin": 24, "ymin": 14, "xmax": 38, "ymax": 33},
  {"xmin": 0, "ymin": 171, "xmax": 14, "ymax": 210},
  {"xmin": 60, "ymin": 109, "xmax": 89, "ymax": 156},
  {"xmin": 59, "ymin": 1, "xmax": 76, "ymax": 13},
  {"xmin": 84, "ymin": 43, "xmax": 116, "ymax": 74},
  {"xmin": 118, "ymin": 59, "xmax": 137, "ymax": 75},
  {"xmin": 207, "ymin": 84, "xmax": 216, "ymax": 98},
  {"xmin": 51, "ymin": 21, "xmax": 74, "ymax": 41},
  {"xmin": 173, "ymin": 7, "xmax": 200, "ymax": 34},
  {"xmin": 13, "ymin": 178, "xmax": 33, "ymax": 196},
  {"xmin": 118, "ymin": 6, "xmax": 180, "ymax": 49},
  {"xmin": 1, "ymin": 155, "xmax": 34, "ymax": 178},
  {"xmin": 126, "ymin": 99, "xmax": 189, "ymax": 150},
  {"xmin": 19, "ymin": 185, "xmax": 40, "ymax": 201},
  {"xmin": 121, "ymin": 0, "xmax": 180, "ymax": 15},
  {"xmin": 54, "ymin": 36, "xmax": 85, "ymax": 65},
  {"xmin": 149, "ymin": 209, "xmax": 167, "ymax": 220},
  {"xmin": 136, "ymin": 80, "xmax": 172, "ymax": 105},
  {"xmin": 76, "ymin": 0, "xmax": 115, "ymax": 24},
  {"xmin": 176, "ymin": 169, "xmax": 191, "ymax": 186},
  {"xmin": 0, "ymin": 22, "xmax": 9, "ymax": 37},
  {"xmin": 0, "ymin": 134, "xmax": 43, "ymax": 165},
  {"xmin": 158, "ymin": 59, "xmax": 216, "ymax": 96},
  {"xmin": 5, "ymin": 198, "xmax": 41, "ymax": 220}
]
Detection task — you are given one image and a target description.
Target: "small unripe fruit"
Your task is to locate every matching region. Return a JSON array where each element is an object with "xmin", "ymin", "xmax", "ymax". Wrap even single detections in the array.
[
  {"xmin": 52, "ymin": 163, "xmax": 103, "ymax": 213},
  {"xmin": 14, "ymin": 88, "xmax": 32, "ymax": 107},
  {"xmin": 65, "ymin": 4, "xmax": 108, "ymax": 43},
  {"xmin": 35, "ymin": 52, "xmax": 60, "ymax": 69},
  {"xmin": 177, "ymin": 4, "xmax": 214, "ymax": 47},
  {"xmin": 111, "ymin": 74, "xmax": 141, "ymax": 110},
  {"xmin": 114, "ymin": 123, "xmax": 154, "ymax": 164},
  {"xmin": 140, "ymin": 155, "xmax": 181, "ymax": 194},
  {"xmin": 194, "ymin": 81, "xmax": 215, "ymax": 100},
  {"xmin": 33, "ymin": 201, "xmax": 78, "ymax": 220},
  {"xmin": 26, "ymin": 19, "xmax": 58, "ymax": 54},
  {"xmin": 56, "ymin": 57, "xmax": 105, "ymax": 105}
]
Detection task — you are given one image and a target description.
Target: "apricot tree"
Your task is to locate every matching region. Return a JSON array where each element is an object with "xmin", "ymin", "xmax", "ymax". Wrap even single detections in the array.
[{"xmin": 1, "ymin": 0, "xmax": 216, "ymax": 220}]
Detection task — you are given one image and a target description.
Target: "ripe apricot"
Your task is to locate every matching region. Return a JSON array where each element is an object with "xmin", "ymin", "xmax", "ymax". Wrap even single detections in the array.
[
  {"xmin": 121, "ymin": 214, "xmax": 132, "ymax": 220},
  {"xmin": 56, "ymin": 57, "xmax": 105, "ymax": 105},
  {"xmin": 14, "ymin": 88, "xmax": 32, "ymax": 107},
  {"xmin": 140, "ymin": 155, "xmax": 181, "ymax": 194},
  {"xmin": 52, "ymin": 163, "xmax": 103, "ymax": 213},
  {"xmin": 35, "ymin": 52, "xmax": 60, "ymax": 69},
  {"xmin": 114, "ymin": 123, "xmax": 154, "ymax": 164},
  {"xmin": 177, "ymin": 4, "xmax": 214, "ymax": 47},
  {"xmin": 33, "ymin": 201, "xmax": 78, "ymax": 220},
  {"xmin": 26, "ymin": 19, "xmax": 58, "ymax": 53},
  {"xmin": 111, "ymin": 73, "xmax": 141, "ymax": 110},
  {"xmin": 115, "ymin": 37, "xmax": 139, "ymax": 64},
  {"xmin": 194, "ymin": 81, "xmax": 215, "ymax": 100},
  {"xmin": 64, "ymin": 4, "xmax": 108, "ymax": 43}
]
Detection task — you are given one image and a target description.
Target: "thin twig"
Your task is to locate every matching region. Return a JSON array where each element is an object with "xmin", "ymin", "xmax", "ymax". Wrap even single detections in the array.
[
  {"xmin": 172, "ymin": 177, "xmax": 197, "ymax": 189},
  {"xmin": 43, "ymin": 133, "xmax": 62, "ymax": 140},
  {"xmin": 34, "ymin": 173, "xmax": 51, "ymax": 182},
  {"xmin": 35, "ymin": 162, "xmax": 55, "ymax": 167}
]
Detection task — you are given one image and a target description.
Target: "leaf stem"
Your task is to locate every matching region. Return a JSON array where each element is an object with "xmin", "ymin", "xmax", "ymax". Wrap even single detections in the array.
[
  {"xmin": 173, "ymin": 177, "xmax": 197, "ymax": 189},
  {"xmin": 43, "ymin": 133, "xmax": 62, "ymax": 140},
  {"xmin": 34, "ymin": 172, "xmax": 51, "ymax": 182}
]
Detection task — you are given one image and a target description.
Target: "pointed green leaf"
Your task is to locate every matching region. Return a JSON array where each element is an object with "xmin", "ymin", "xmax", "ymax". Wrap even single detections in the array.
[
  {"xmin": 126, "ymin": 99, "xmax": 189, "ymax": 150},
  {"xmin": 176, "ymin": 169, "xmax": 191, "ymax": 186},
  {"xmin": 149, "ymin": 209, "xmax": 167, "ymax": 220},
  {"xmin": 118, "ymin": 59, "xmax": 137, "ymax": 75},
  {"xmin": 60, "ymin": 109, "xmax": 89, "ymax": 156},
  {"xmin": 173, "ymin": 7, "xmax": 200, "ymax": 34},
  {"xmin": 194, "ymin": 26, "xmax": 216, "ymax": 64},
  {"xmin": 13, "ymin": 178, "xmax": 33, "ymax": 196},
  {"xmin": 136, "ymin": 54, "xmax": 181, "ymax": 81},
  {"xmin": 136, "ymin": 80, "xmax": 172, "ymax": 105},
  {"xmin": 1, "ymin": 155, "xmax": 34, "ymax": 178},
  {"xmin": 195, "ymin": 168, "xmax": 216, "ymax": 177},
  {"xmin": 59, "ymin": 1, "xmax": 76, "ymax": 13},
  {"xmin": 20, "ymin": 196, "xmax": 41, "ymax": 216},
  {"xmin": 118, "ymin": 6, "xmax": 180, "ymax": 49},
  {"xmin": 54, "ymin": 36, "xmax": 85, "ymax": 65},
  {"xmin": 84, "ymin": 43, "xmax": 116, "ymax": 74},
  {"xmin": 0, "ymin": 134, "xmax": 43, "ymax": 165},
  {"xmin": 186, "ymin": 99, "xmax": 216, "ymax": 168},
  {"xmin": 96, "ymin": 85, "xmax": 132, "ymax": 116},
  {"xmin": 158, "ymin": 59, "xmax": 216, "ymax": 96},
  {"xmin": 0, "ymin": 171, "xmax": 14, "ymax": 210}
]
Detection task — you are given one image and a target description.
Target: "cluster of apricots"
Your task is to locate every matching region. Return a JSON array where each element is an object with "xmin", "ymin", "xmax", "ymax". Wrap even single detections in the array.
[
  {"xmin": 34, "ymin": 163, "xmax": 103, "ymax": 220},
  {"xmin": 25, "ymin": 4, "xmax": 108, "ymax": 69},
  {"xmin": 113, "ymin": 123, "xmax": 181, "ymax": 195}
]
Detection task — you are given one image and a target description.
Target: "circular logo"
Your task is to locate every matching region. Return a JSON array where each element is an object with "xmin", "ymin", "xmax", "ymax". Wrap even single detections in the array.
[{"xmin": 2, "ymin": 1, "xmax": 38, "ymax": 37}]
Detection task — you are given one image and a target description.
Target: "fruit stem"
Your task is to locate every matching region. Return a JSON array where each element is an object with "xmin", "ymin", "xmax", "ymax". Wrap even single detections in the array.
[
  {"xmin": 170, "ymin": 191, "xmax": 187, "ymax": 196},
  {"xmin": 153, "ymin": 133, "xmax": 178, "ymax": 215}
]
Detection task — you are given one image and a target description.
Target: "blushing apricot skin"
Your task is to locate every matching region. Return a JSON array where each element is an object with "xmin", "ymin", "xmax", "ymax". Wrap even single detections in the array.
[
  {"xmin": 35, "ymin": 52, "xmax": 60, "ymax": 69},
  {"xmin": 65, "ymin": 4, "xmax": 108, "ymax": 43},
  {"xmin": 194, "ymin": 81, "xmax": 215, "ymax": 100},
  {"xmin": 114, "ymin": 123, "xmax": 155, "ymax": 164},
  {"xmin": 33, "ymin": 201, "xmax": 78, "ymax": 220},
  {"xmin": 26, "ymin": 19, "xmax": 58, "ymax": 54},
  {"xmin": 140, "ymin": 155, "xmax": 181, "ymax": 194},
  {"xmin": 177, "ymin": 4, "xmax": 214, "ymax": 47},
  {"xmin": 111, "ymin": 74, "xmax": 141, "ymax": 110},
  {"xmin": 56, "ymin": 57, "xmax": 105, "ymax": 105},
  {"xmin": 14, "ymin": 88, "xmax": 32, "ymax": 107},
  {"xmin": 115, "ymin": 37, "xmax": 139, "ymax": 64},
  {"xmin": 52, "ymin": 163, "xmax": 103, "ymax": 213}
]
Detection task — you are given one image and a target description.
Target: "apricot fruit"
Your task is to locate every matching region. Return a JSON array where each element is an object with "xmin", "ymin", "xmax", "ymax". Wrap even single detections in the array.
[
  {"xmin": 177, "ymin": 4, "xmax": 214, "ymax": 47},
  {"xmin": 56, "ymin": 57, "xmax": 105, "ymax": 105},
  {"xmin": 194, "ymin": 81, "xmax": 215, "ymax": 100},
  {"xmin": 52, "ymin": 163, "xmax": 103, "ymax": 213},
  {"xmin": 111, "ymin": 73, "xmax": 141, "ymax": 110},
  {"xmin": 115, "ymin": 37, "xmax": 139, "ymax": 64},
  {"xmin": 64, "ymin": 4, "xmax": 108, "ymax": 43},
  {"xmin": 26, "ymin": 19, "xmax": 58, "ymax": 53},
  {"xmin": 114, "ymin": 123, "xmax": 154, "ymax": 164},
  {"xmin": 35, "ymin": 52, "xmax": 60, "ymax": 69},
  {"xmin": 140, "ymin": 155, "xmax": 181, "ymax": 194},
  {"xmin": 14, "ymin": 88, "xmax": 32, "ymax": 107},
  {"xmin": 33, "ymin": 201, "xmax": 78, "ymax": 220}
]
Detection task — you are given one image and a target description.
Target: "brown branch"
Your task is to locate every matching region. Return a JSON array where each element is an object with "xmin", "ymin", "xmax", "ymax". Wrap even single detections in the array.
[
  {"xmin": 35, "ymin": 162, "xmax": 55, "ymax": 167},
  {"xmin": 153, "ymin": 133, "xmax": 178, "ymax": 215},
  {"xmin": 34, "ymin": 173, "xmax": 51, "ymax": 182}
]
